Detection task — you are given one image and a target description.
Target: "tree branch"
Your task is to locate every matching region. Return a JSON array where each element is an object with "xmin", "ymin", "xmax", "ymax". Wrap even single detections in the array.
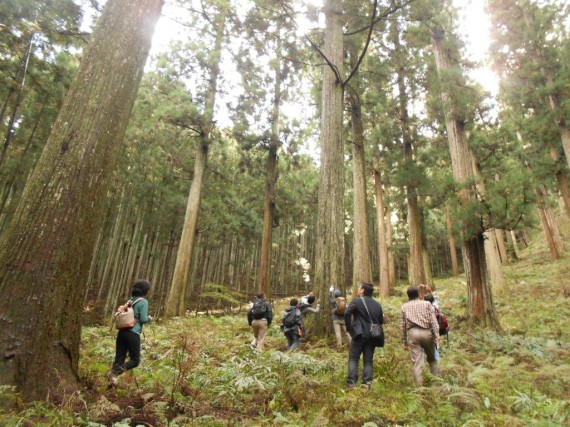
[{"xmin": 342, "ymin": 0, "xmax": 378, "ymax": 88}]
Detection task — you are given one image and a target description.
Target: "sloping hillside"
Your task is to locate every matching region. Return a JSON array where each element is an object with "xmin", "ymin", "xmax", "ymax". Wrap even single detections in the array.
[{"xmin": 2, "ymin": 217, "xmax": 569, "ymax": 426}]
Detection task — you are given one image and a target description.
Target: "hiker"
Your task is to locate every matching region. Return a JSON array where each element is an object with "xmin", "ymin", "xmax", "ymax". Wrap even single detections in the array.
[
  {"xmin": 247, "ymin": 292, "xmax": 273, "ymax": 352},
  {"xmin": 418, "ymin": 283, "xmax": 432, "ymax": 300},
  {"xmin": 281, "ymin": 298, "xmax": 303, "ymax": 350},
  {"xmin": 424, "ymin": 293, "xmax": 440, "ymax": 361},
  {"xmin": 401, "ymin": 286, "xmax": 441, "ymax": 386},
  {"xmin": 298, "ymin": 295, "xmax": 320, "ymax": 338},
  {"xmin": 329, "ymin": 289, "xmax": 351, "ymax": 348},
  {"xmin": 344, "ymin": 282, "xmax": 384, "ymax": 388},
  {"xmin": 300, "ymin": 291, "xmax": 314, "ymax": 305},
  {"xmin": 106, "ymin": 279, "xmax": 152, "ymax": 386}
]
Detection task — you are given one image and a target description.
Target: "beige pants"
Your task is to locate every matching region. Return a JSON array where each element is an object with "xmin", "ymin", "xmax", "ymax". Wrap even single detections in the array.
[
  {"xmin": 408, "ymin": 327, "xmax": 439, "ymax": 386},
  {"xmin": 251, "ymin": 318, "xmax": 268, "ymax": 352},
  {"xmin": 333, "ymin": 319, "xmax": 351, "ymax": 347}
]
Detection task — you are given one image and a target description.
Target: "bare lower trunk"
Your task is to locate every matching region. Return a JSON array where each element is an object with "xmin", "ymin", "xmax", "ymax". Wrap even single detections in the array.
[
  {"xmin": 258, "ymin": 146, "xmax": 277, "ymax": 296},
  {"xmin": 508, "ymin": 230, "xmax": 520, "ymax": 260},
  {"xmin": 373, "ymin": 153, "xmax": 390, "ymax": 297},
  {"xmin": 348, "ymin": 44, "xmax": 371, "ymax": 293},
  {"xmin": 538, "ymin": 207, "xmax": 560, "ymax": 260},
  {"xmin": 484, "ymin": 230, "xmax": 506, "ymax": 294},
  {"xmin": 165, "ymin": 142, "xmax": 208, "ymax": 316},
  {"xmin": 446, "ymin": 205, "xmax": 460, "ymax": 276},
  {"xmin": 386, "ymin": 203, "xmax": 396, "ymax": 286},
  {"xmin": 0, "ymin": 0, "xmax": 163, "ymax": 401},
  {"xmin": 464, "ymin": 233, "xmax": 497, "ymax": 327},
  {"xmin": 495, "ymin": 228, "xmax": 509, "ymax": 265}
]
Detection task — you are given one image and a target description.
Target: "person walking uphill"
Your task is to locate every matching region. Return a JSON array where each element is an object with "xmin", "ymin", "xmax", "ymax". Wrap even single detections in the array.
[
  {"xmin": 329, "ymin": 289, "xmax": 351, "ymax": 348},
  {"xmin": 401, "ymin": 286, "xmax": 441, "ymax": 386},
  {"xmin": 247, "ymin": 292, "xmax": 273, "ymax": 352},
  {"xmin": 344, "ymin": 282, "xmax": 384, "ymax": 388},
  {"xmin": 106, "ymin": 279, "xmax": 152, "ymax": 386},
  {"xmin": 281, "ymin": 298, "xmax": 303, "ymax": 350}
]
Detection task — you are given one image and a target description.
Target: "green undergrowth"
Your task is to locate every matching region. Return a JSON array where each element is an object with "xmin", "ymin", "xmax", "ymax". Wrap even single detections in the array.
[{"xmin": 1, "ymin": 220, "xmax": 570, "ymax": 426}]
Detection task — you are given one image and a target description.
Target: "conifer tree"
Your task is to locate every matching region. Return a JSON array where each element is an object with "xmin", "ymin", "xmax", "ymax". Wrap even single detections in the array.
[
  {"xmin": 427, "ymin": 0, "xmax": 500, "ymax": 328},
  {"xmin": 165, "ymin": 0, "xmax": 229, "ymax": 317},
  {"xmin": 0, "ymin": 0, "xmax": 163, "ymax": 400}
]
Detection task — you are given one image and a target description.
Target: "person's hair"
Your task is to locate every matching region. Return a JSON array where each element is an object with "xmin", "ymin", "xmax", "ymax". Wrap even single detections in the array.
[
  {"xmin": 334, "ymin": 289, "xmax": 342, "ymax": 298},
  {"xmin": 307, "ymin": 295, "xmax": 316, "ymax": 304},
  {"xmin": 424, "ymin": 293, "xmax": 434, "ymax": 303},
  {"xmin": 256, "ymin": 292, "xmax": 265, "ymax": 299},
  {"xmin": 360, "ymin": 282, "xmax": 374, "ymax": 297},
  {"xmin": 132, "ymin": 279, "xmax": 151, "ymax": 297},
  {"xmin": 290, "ymin": 298, "xmax": 298, "ymax": 306},
  {"xmin": 407, "ymin": 286, "xmax": 420, "ymax": 300}
]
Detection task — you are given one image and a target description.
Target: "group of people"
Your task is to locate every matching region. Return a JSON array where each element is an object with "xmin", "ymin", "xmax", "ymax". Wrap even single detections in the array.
[
  {"xmin": 247, "ymin": 292, "xmax": 321, "ymax": 351},
  {"xmin": 247, "ymin": 282, "xmax": 443, "ymax": 388},
  {"xmin": 105, "ymin": 279, "xmax": 443, "ymax": 390}
]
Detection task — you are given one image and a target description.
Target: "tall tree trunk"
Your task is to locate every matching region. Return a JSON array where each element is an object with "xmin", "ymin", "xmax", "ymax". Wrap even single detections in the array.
[
  {"xmin": 0, "ymin": 0, "xmax": 163, "ymax": 401},
  {"xmin": 386, "ymin": 203, "xmax": 396, "ymax": 286},
  {"xmin": 258, "ymin": 27, "xmax": 282, "ymax": 297},
  {"xmin": 164, "ymin": 9, "xmax": 226, "ymax": 317},
  {"xmin": 445, "ymin": 204, "xmax": 460, "ymax": 276},
  {"xmin": 347, "ymin": 44, "xmax": 372, "ymax": 294},
  {"xmin": 431, "ymin": 23, "xmax": 500, "ymax": 328},
  {"xmin": 392, "ymin": 19, "xmax": 425, "ymax": 286},
  {"xmin": 469, "ymin": 150, "xmax": 506, "ymax": 293},
  {"xmin": 314, "ymin": 0, "xmax": 344, "ymax": 334},
  {"xmin": 373, "ymin": 153, "xmax": 390, "ymax": 297}
]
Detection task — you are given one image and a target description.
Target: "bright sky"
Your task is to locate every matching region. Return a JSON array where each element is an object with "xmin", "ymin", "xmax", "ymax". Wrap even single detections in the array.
[
  {"xmin": 452, "ymin": 0, "xmax": 499, "ymax": 94},
  {"xmin": 152, "ymin": 0, "xmax": 499, "ymax": 93}
]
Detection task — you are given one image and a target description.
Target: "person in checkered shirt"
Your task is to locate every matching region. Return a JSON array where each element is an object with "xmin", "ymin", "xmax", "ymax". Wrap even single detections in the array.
[{"xmin": 401, "ymin": 286, "xmax": 441, "ymax": 386}]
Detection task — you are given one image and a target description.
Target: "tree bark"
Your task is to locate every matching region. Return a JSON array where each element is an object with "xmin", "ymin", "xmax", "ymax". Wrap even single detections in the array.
[
  {"xmin": 431, "ymin": 23, "xmax": 500, "ymax": 328},
  {"xmin": 445, "ymin": 204, "xmax": 460, "ymax": 276},
  {"xmin": 313, "ymin": 0, "xmax": 345, "ymax": 334},
  {"xmin": 258, "ymin": 27, "xmax": 282, "ymax": 297},
  {"xmin": 347, "ymin": 44, "xmax": 372, "ymax": 294},
  {"xmin": 0, "ymin": 0, "xmax": 163, "ymax": 401},
  {"xmin": 386, "ymin": 203, "xmax": 396, "ymax": 286},
  {"xmin": 373, "ymin": 153, "xmax": 390, "ymax": 297},
  {"xmin": 508, "ymin": 230, "xmax": 520, "ymax": 260}
]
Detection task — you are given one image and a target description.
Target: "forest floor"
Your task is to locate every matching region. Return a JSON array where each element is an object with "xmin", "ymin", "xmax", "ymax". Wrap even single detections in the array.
[{"xmin": 1, "ymin": 217, "xmax": 570, "ymax": 426}]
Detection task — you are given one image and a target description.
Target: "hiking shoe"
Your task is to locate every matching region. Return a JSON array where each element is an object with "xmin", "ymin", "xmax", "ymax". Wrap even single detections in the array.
[
  {"xmin": 360, "ymin": 382, "xmax": 371, "ymax": 390},
  {"xmin": 105, "ymin": 370, "xmax": 118, "ymax": 386},
  {"xmin": 346, "ymin": 383, "xmax": 356, "ymax": 389}
]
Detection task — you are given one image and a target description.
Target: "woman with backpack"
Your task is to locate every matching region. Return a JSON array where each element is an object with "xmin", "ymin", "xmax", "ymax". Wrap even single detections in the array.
[{"xmin": 106, "ymin": 279, "xmax": 152, "ymax": 386}]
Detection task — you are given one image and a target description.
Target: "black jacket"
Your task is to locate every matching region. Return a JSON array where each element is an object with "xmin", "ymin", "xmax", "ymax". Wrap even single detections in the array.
[{"xmin": 344, "ymin": 296, "xmax": 383, "ymax": 339}]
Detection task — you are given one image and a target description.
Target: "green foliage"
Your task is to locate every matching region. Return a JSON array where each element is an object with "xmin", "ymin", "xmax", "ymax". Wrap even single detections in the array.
[{"xmin": 198, "ymin": 283, "xmax": 244, "ymax": 310}]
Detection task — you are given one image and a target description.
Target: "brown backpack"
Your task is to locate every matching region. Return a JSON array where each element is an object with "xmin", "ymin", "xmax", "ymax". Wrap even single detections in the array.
[
  {"xmin": 334, "ymin": 297, "xmax": 347, "ymax": 316},
  {"xmin": 113, "ymin": 298, "xmax": 143, "ymax": 330}
]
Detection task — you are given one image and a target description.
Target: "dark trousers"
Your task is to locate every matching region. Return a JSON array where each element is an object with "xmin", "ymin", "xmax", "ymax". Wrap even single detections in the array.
[
  {"xmin": 285, "ymin": 329, "xmax": 300, "ymax": 350},
  {"xmin": 347, "ymin": 336, "xmax": 376, "ymax": 385},
  {"xmin": 112, "ymin": 329, "xmax": 141, "ymax": 375}
]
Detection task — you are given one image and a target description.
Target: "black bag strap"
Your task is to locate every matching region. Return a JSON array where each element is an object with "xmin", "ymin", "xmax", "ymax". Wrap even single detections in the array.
[{"xmin": 361, "ymin": 297, "xmax": 374, "ymax": 324}]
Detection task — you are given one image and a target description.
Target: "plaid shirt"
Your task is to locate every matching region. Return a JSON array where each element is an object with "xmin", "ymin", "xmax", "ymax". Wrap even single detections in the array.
[{"xmin": 400, "ymin": 299, "xmax": 440, "ymax": 344}]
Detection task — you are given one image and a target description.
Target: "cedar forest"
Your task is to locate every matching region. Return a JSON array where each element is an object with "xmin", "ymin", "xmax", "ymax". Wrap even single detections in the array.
[{"xmin": 0, "ymin": 0, "xmax": 569, "ymax": 426}]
